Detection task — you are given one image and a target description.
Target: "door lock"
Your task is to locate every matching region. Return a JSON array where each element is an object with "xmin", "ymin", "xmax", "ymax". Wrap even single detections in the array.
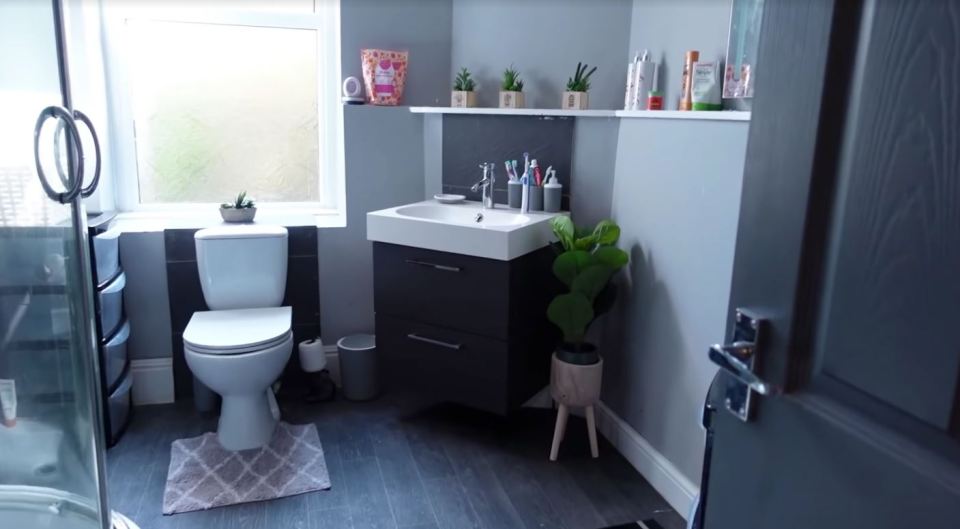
[{"xmin": 708, "ymin": 308, "xmax": 779, "ymax": 421}]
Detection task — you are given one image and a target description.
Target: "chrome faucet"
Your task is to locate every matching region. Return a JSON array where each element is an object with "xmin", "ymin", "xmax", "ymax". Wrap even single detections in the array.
[{"xmin": 470, "ymin": 162, "xmax": 496, "ymax": 209}]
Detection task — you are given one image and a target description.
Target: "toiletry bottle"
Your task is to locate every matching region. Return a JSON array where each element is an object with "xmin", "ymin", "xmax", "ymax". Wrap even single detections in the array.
[
  {"xmin": 544, "ymin": 171, "xmax": 562, "ymax": 213},
  {"xmin": 647, "ymin": 62, "xmax": 663, "ymax": 110},
  {"xmin": 679, "ymin": 50, "xmax": 700, "ymax": 111},
  {"xmin": 633, "ymin": 49, "xmax": 655, "ymax": 110},
  {"xmin": 624, "ymin": 51, "xmax": 638, "ymax": 110}
]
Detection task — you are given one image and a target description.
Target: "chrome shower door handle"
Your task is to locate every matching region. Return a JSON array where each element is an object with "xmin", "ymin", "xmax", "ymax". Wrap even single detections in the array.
[
  {"xmin": 34, "ymin": 105, "xmax": 85, "ymax": 204},
  {"xmin": 72, "ymin": 110, "xmax": 102, "ymax": 198}
]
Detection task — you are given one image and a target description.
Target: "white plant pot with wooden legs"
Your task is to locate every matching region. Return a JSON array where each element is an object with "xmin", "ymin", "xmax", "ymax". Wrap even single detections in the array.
[{"xmin": 549, "ymin": 353, "xmax": 603, "ymax": 461}]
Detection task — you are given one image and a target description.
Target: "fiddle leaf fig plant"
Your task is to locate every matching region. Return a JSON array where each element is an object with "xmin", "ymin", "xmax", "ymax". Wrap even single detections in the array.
[{"xmin": 547, "ymin": 216, "xmax": 629, "ymax": 364}]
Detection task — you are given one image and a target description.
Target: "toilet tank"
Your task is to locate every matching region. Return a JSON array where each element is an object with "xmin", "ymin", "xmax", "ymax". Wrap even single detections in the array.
[{"xmin": 194, "ymin": 225, "xmax": 288, "ymax": 310}]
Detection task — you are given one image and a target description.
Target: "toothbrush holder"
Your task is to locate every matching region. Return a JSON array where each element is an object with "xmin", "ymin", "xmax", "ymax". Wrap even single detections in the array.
[
  {"xmin": 529, "ymin": 186, "xmax": 544, "ymax": 211},
  {"xmin": 508, "ymin": 180, "xmax": 523, "ymax": 208}
]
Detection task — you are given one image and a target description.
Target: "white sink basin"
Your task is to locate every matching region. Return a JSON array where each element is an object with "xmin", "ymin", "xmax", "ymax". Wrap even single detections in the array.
[
  {"xmin": 395, "ymin": 204, "xmax": 530, "ymax": 227},
  {"xmin": 367, "ymin": 200, "xmax": 562, "ymax": 260}
]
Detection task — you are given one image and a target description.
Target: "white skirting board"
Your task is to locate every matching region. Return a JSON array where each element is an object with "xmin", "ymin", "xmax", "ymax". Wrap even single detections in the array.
[
  {"xmin": 130, "ymin": 358, "xmax": 175, "ymax": 405},
  {"xmin": 131, "ymin": 345, "xmax": 342, "ymax": 406},
  {"xmin": 594, "ymin": 401, "xmax": 700, "ymax": 519}
]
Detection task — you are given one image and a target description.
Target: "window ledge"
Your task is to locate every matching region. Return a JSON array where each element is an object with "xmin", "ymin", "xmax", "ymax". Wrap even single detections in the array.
[{"xmin": 113, "ymin": 207, "xmax": 345, "ymax": 233}]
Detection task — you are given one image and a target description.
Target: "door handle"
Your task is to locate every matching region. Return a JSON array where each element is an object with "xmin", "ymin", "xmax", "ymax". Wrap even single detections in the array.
[
  {"xmin": 406, "ymin": 333, "xmax": 463, "ymax": 350},
  {"xmin": 707, "ymin": 309, "xmax": 779, "ymax": 422},
  {"xmin": 72, "ymin": 110, "xmax": 102, "ymax": 198},
  {"xmin": 33, "ymin": 105, "xmax": 84, "ymax": 204},
  {"xmin": 404, "ymin": 259, "xmax": 462, "ymax": 272}
]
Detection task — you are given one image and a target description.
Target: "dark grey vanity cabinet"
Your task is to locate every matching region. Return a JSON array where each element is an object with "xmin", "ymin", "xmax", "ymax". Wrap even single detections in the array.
[{"xmin": 373, "ymin": 242, "xmax": 558, "ymax": 415}]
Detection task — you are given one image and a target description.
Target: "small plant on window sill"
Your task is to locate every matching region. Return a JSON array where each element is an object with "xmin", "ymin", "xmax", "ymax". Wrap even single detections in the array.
[{"xmin": 220, "ymin": 191, "xmax": 257, "ymax": 223}]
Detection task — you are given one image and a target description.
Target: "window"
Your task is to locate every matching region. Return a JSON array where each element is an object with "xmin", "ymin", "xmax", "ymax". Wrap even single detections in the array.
[{"xmin": 102, "ymin": 1, "xmax": 344, "ymax": 220}]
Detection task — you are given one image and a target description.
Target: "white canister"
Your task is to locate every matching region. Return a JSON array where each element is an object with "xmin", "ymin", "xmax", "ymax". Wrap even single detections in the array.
[{"xmin": 299, "ymin": 338, "xmax": 327, "ymax": 373}]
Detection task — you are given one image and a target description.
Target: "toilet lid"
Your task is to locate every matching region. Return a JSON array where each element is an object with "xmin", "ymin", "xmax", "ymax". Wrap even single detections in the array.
[{"xmin": 184, "ymin": 307, "xmax": 292, "ymax": 355}]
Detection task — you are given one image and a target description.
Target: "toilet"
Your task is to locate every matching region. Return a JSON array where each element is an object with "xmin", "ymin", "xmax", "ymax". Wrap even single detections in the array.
[{"xmin": 183, "ymin": 225, "xmax": 292, "ymax": 451}]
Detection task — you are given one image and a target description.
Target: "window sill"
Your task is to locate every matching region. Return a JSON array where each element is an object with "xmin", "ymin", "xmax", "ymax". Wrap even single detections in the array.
[{"xmin": 112, "ymin": 207, "xmax": 345, "ymax": 233}]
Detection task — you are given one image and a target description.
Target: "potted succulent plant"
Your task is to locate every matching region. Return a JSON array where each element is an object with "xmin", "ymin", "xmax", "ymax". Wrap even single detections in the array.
[
  {"xmin": 451, "ymin": 67, "xmax": 477, "ymax": 108},
  {"xmin": 220, "ymin": 191, "xmax": 256, "ymax": 223},
  {"xmin": 546, "ymin": 217, "xmax": 628, "ymax": 426},
  {"xmin": 562, "ymin": 62, "xmax": 597, "ymax": 110},
  {"xmin": 499, "ymin": 65, "xmax": 525, "ymax": 109}
]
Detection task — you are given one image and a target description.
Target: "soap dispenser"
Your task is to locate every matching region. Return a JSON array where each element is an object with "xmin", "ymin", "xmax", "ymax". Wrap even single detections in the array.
[{"xmin": 544, "ymin": 168, "xmax": 562, "ymax": 212}]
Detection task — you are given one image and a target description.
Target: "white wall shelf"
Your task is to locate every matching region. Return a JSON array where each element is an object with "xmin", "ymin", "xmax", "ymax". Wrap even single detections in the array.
[
  {"xmin": 409, "ymin": 106, "xmax": 751, "ymax": 122},
  {"xmin": 409, "ymin": 106, "xmax": 617, "ymax": 118},
  {"xmin": 615, "ymin": 110, "xmax": 751, "ymax": 121}
]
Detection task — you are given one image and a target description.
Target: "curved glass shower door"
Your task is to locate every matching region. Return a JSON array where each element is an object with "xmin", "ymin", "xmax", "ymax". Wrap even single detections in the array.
[{"xmin": 0, "ymin": 1, "xmax": 112, "ymax": 528}]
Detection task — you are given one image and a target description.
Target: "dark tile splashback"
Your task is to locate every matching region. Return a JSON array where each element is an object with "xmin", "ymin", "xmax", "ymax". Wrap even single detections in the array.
[
  {"xmin": 164, "ymin": 227, "xmax": 321, "ymax": 399},
  {"xmin": 441, "ymin": 115, "xmax": 574, "ymax": 208}
]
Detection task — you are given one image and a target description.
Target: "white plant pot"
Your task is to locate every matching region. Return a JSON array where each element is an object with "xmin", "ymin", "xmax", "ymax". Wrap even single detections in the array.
[{"xmin": 219, "ymin": 207, "xmax": 257, "ymax": 223}]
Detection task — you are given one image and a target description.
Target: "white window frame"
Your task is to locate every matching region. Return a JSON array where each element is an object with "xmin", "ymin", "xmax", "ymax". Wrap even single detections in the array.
[{"xmin": 100, "ymin": 2, "xmax": 345, "ymax": 227}]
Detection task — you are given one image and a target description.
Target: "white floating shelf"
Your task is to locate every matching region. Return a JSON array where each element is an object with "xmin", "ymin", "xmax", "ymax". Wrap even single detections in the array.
[
  {"xmin": 615, "ymin": 110, "xmax": 751, "ymax": 121},
  {"xmin": 409, "ymin": 106, "xmax": 617, "ymax": 118},
  {"xmin": 408, "ymin": 106, "xmax": 751, "ymax": 122}
]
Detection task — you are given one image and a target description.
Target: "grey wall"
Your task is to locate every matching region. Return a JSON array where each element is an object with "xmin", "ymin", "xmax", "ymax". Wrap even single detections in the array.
[
  {"xmin": 120, "ymin": 231, "xmax": 172, "ymax": 360},
  {"xmin": 318, "ymin": 105, "xmax": 425, "ymax": 343},
  {"xmin": 450, "ymin": 0, "xmax": 632, "ymax": 109},
  {"xmin": 570, "ymin": 118, "xmax": 620, "ymax": 227},
  {"xmin": 628, "ymin": 0, "xmax": 733, "ymax": 110},
  {"xmin": 602, "ymin": 119, "xmax": 748, "ymax": 482},
  {"xmin": 341, "ymin": 0, "xmax": 453, "ymax": 106}
]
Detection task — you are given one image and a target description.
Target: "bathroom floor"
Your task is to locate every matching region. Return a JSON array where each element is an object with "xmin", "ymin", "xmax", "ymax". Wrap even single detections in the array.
[{"xmin": 106, "ymin": 394, "xmax": 685, "ymax": 529}]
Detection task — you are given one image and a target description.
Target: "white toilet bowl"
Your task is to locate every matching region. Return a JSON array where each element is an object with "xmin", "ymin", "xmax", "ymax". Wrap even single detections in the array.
[{"xmin": 183, "ymin": 307, "xmax": 293, "ymax": 451}]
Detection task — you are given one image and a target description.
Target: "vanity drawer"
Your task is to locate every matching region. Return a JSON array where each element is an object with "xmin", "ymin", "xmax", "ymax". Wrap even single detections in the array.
[
  {"xmin": 377, "ymin": 314, "xmax": 509, "ymax": 415},
  {"xmin": 373, "ymin": 243, "xmax": 510, "ymax": 339},
  {"xmin": 91, "ymin": 228, "xmax": 121, "ymax": 288},
  {"xmin": 102, "ymin": 320, "xmax": 130, "ymax": 391}
]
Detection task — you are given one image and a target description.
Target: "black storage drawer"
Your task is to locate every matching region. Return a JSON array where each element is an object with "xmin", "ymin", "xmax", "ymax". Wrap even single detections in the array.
[
  {"xmin": 377, "ymin": 314, "xmax": 510, "ymax": 415},
  {"xmin": 374, "ymin": 243, "xmax": 510, "ymax": 339}
]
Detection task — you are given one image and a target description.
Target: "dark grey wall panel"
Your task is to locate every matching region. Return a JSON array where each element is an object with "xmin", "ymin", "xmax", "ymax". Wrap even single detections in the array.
[{"xmin": 441, "ymin": 115, "xmax": 574, "ymax": 208}]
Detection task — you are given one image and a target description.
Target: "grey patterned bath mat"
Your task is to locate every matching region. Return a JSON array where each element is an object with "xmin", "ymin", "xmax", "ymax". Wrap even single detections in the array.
[{"xmin": 162, "ymin": 422, "xmax": 330, "ymax": 514}]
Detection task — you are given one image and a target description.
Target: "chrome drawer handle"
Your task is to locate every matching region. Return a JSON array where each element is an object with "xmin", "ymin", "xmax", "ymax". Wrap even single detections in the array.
[
  {"xmin": 407, "ymin": 333, "xmax": 462, "ymax": 350},
  {"xmin": 404, "ymin": 259, "xmax": 462, "ymax": 272}
]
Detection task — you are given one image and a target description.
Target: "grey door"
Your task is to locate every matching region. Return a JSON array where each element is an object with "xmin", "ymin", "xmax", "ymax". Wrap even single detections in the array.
[{"xmin": 704, "ymin": 0, "xmax": 960, "ymax": 527}]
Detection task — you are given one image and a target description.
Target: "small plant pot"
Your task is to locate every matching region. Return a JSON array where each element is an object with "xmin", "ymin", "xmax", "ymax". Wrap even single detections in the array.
[
  {"xmin": 220, "ymin": 207, "xmax": 257, "ymax": 223},
  {"xmin": 451, "ymin": 91, "xmax": 476, "ymax": 108},
  {"xmin": 499, "ymin": 91, "xmax": 525, "ymax": 109},
  {"xmin": 562, "ymin": 91, "xmax": 589, "ymax": 110},
  {"xmin": 550, "ymin": 353, "xmax": 603, "ymax": 407}
]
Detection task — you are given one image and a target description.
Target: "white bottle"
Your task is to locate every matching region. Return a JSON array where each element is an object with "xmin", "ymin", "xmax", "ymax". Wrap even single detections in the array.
[{"xmin": 632, "ymin": 49, "xmax": 656, "ymax": 110}]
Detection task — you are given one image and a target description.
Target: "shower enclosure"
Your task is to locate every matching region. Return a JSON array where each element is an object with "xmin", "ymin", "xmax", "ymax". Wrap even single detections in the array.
[{"xmin": 0, "ymin": 1, "xmax": 134, "ymax": 528}]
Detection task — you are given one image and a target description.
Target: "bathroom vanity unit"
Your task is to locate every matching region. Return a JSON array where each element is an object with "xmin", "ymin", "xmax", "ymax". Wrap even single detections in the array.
[{"xmin": 368, "ymin": 201, "xmax": 562, "ymax": 415}]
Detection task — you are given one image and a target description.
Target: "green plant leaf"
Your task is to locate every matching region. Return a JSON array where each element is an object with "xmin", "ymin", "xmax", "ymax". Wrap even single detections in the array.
[
  {"xmin": 592, "ymin": 220, "xmax": 621, "ymax": 246},
  {"xmin": 573, "ymin": 235, "xmax": 597, "ymax": 251},
  {"xmin": 550, "ymin": 216, "xmax": 575, "ymax": 251},
  {"xmin": 571, "ymin": 264, "xmax": 614, "ymax": 302},
  {"xmin": 593, "ymin": 246, "xmax": 629, "ymax": 269},
  {"xmin": 547, "ymin": 292, "xmax": 594, "ymax": 344},
  {"xmin": 553, "ymin": 250, "xmax": 594, "ymax": 286}
]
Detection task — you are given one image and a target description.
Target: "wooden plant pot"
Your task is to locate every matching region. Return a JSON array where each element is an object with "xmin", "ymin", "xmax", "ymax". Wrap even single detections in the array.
[
  {"xmin": 451, "ymin": 91, "xmax": 476, "ymax": 108},
  {"xmin": 499, "ymin": 91, "xmax": 525, "ymax": 109},
  {"xmin": 219, "ymin": 207, "xmax": 256, "ymax": 223},
  {"xmin": 550, "ymin": 353, "xmax": 603, "ymax": 406},
  {"xmin": 562, "ymin": 91, "xmax": 589, "ymax": 110},
  {"xmin": 549, "ymin": 353, "xmax": 603, "ymax": 461}
]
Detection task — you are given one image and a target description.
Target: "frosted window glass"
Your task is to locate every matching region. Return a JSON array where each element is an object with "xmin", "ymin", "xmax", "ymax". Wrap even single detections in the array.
[{"xmin": 127, "ymin": 20, "xmax": 319, "ymax": 204}]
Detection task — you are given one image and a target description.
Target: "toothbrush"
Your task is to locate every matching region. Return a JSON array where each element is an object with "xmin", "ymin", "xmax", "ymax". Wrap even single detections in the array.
[
  {"xmin": 505, "ymin": 160, "xmax": 517, "ymax": 181},
  {"xmin": 511, "ymin": 160, "xmax": 519, "ymax": 178},
  {"xmin": 532, "ymin": 159, "xmax": 542, "ymax": 186}
]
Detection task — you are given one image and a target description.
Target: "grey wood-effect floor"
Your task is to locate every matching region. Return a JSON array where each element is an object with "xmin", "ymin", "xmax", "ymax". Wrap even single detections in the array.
[{"xmin": 106, "ymin": 395, "xmax": 686, "ymax": 529}]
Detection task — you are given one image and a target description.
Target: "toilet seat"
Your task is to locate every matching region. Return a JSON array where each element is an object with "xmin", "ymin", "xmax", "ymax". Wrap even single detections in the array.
[{"xmin": 184, "ymin": 306, "xmax": 292, "ymax": 356}]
